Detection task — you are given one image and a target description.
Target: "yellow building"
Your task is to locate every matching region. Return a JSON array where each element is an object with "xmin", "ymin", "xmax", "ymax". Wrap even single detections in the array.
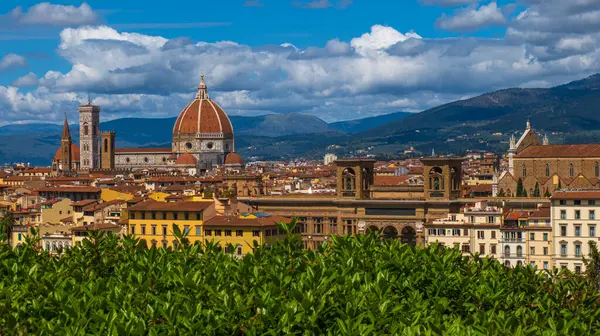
[
  {"xmin": 148, "ymin": 191, "xmax": 171, "ymax": 202},
  {"xmin": 40, "ymin": 198, "xmax": 73, "ymax": 225},
  {"xmin": 128, "ymin": 200, "xmax": 215, "ymax": 248},
  {"xmin": 525, "ymin": 207, "xmax": 552, "ymax": 271},
  {"xmin": 71, "ymin": 223, "xmax": 122, "ymax": 246},
  {"xmin": 101, "ymin": 188, "xmax": 135, "ymax": 202},
  {"xmin": 127, "ymin": 199, "xmax": 288, "ymax": 253}
]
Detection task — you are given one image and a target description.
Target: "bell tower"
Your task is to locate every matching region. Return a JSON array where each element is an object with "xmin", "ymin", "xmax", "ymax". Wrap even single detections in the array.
[
  {"xmin": 101, "ymin": 131, "xmax": 116, "ymax": 169},
  {"xmin": 335, "ymin": 158, "xmax": 375, "ymax": 199},
  {"xmin": 60, "ymin": 115, "xmax": 72, "ymax": 172},
  {"xmin": 79, "ymin": 100, "xmax": 100, "ymax": 171},
  {"xmin": 421, "ymin": 157, "xmax": 463, "ymax": 200}
]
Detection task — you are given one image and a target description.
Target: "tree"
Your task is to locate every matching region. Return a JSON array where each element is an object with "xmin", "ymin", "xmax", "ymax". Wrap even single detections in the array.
[
  {"xmin": 0, "ymin": 209, "xmax": 15, "ymax": 246},
  {"xmin": 533, "ymin": 182, "xmax": 541, "ymax": 197},
  {"xmin": 583, "ymin": 241, "xmax": 600, "ymax": 291},
  {"xmin": 557, "ymin": 180, "xmax": 562, "ymax": 191},
  {"xmin": 496, "ymin": 189, "xmax": 505, "ymax": 197},
  {"xmin": 516, "ymin": 178, "xmax": 525, "ymax": 197},
  {"xmin": 543, "ymin": 188, "xmax": 551, "ymax": 198}
]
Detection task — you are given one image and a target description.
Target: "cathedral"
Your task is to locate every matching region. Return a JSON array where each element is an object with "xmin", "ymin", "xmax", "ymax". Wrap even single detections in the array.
[
  {"xmin": 52, "ymin": 75, "xmax": 245, "ymax": 175},
  {"xmin": 495, "ymin": 121, "xmax": 600, "ymax": 197}
]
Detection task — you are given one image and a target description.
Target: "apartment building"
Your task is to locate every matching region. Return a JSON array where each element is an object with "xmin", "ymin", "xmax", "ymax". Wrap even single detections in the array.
[
  {"xmin": 525, "ymin": 207, "xmax": 552, "ymax": 270},
  {"xmin": 551, "ymin": 190, "xmax": 600, "ymax": 273},
  {"xmin": 500, "ymin": 211, "xmax": 528, "ymax": 267},
  {"xmin": 425, "ymin": 201, "xmax": 502, "ymax": 258}
]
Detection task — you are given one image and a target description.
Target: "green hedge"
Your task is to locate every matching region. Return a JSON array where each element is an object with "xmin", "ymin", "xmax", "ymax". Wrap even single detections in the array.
[{"xmin": 1, "ymin": 226, "xmax": 600, "ymax": 335}]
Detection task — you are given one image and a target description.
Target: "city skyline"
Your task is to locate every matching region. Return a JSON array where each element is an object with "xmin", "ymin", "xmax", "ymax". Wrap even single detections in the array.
[{"xmin": 0, "ymin": 0, "xmax": 598, "ymax": 124}]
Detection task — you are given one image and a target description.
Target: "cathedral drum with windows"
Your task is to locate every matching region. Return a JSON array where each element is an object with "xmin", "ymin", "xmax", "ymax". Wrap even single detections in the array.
[
  {"xmin": 495, "ymin": 121, "xmax": 600, "ymax": 197},
  {"xmin": 52, "ymin": 75, "xmax": 243, "ymax": 174}
]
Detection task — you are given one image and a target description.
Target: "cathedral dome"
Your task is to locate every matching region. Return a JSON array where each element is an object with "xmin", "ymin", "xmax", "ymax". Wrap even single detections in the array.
[
  {"xmin": 53, "ymin": 143, "xmax": 80, "ymax": 162},
  {"xmin": 172, "ymin": 75, "xmax": 233, "ymax": 137},
  {"xmin": 175, "ymin": 153, "xmax": 198, "ymax": 165},
  {"xmin": 225, "ymin": 152, "xmax": 245, "ymax": 166}
]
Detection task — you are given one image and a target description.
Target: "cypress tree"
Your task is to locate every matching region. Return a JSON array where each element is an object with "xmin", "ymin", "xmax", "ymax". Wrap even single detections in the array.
[
  {"xmin": 516, "ymin": 178, "xmax": 524, "ymax": 197},
  {"xmin": 533, "ymin": 182, "xmax": 541, "ymax": 197}
]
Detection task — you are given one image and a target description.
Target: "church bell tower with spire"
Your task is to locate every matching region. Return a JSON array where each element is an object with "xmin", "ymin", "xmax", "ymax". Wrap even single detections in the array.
[
  {"xmin": 79, "ymin": 97, "xmax": 101, "ymax": 171},
  {"xmin": 61, "ymin": 114, "xmax": 72, "ymax": 172}
]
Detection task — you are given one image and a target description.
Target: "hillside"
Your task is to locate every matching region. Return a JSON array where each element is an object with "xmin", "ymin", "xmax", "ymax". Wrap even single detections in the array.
[{"xmin": 329, "ymin": 112, "xmax": 412, "ymax": 133}]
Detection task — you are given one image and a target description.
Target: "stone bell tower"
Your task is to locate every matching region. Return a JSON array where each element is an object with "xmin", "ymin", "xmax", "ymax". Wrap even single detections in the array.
[
  {"xmin": 79, "ymin": 100, "xmax": 100, "ymax": 171},
  {"xmin": 335, "ymin": 158, "xmax": 375, "ymax": 200}
]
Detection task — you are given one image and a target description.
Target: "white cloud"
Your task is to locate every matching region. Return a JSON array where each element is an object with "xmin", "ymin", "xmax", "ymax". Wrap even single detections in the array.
[
  {"xmin": 0, "ymin": 54, "xmax": 27, "ymax": 71},
  {"xmin": 10, "ymin": 2, "xmax": 98, "ymax": 26},
  {"xmin": 436, "ymin": 2, "xmax": 506, "ymax": 32},
  {"xmin": 351, "ymin": 25, "xmax": 421, "ymax": 55},
  {"xmin": 419, "ymin": 0, "xmax": 479, "ymax": 7},
  {"xmin": 12, "ymin": 72, "xmax": 38, "ymax": 87}
]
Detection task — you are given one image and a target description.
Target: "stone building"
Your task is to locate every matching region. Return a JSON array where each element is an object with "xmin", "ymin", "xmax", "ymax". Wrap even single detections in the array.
[
  {"xmin": 52, "ymin": 75, "xmax": 243, "ymax": 174},
  {"xmin": 495, "ymin": 122, "xmax": 600, "ymax": 197}
]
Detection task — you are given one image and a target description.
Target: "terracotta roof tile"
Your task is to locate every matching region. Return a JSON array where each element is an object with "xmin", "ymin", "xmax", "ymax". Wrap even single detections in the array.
[
  {"xmin": 115, "ymin": 148, "xmax": 171, "ymax": 153},
  {"xmin": 552, "ymin": 190, "xmax": 600, "ymax": 200},
  {"xmin": 516, "ymin": 144, "xmax": 600, "ymax": 158},
  {"xmin": 128, "ymin": 199, "xmax": 213, "ymax": 212}
]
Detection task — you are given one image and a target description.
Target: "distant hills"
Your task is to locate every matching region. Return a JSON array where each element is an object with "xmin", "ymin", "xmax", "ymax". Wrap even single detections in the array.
[{"xmin": 6, "ymin": 73, "xmax": 600, "ymax": 165}]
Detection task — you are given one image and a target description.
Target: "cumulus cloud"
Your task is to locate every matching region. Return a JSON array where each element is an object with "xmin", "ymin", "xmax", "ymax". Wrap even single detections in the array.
[
  {"xmin": 436, "ymin": 2, "xmax": 506, "ymax": 32},
  {"xmin": 0, "ymin": 54, "xmax": 27, "ymax": 71},
  {"xmin": 12, "ymin": 72, "xmax": 39, "ymax": 87},
  {"xmin": 292, "ymin": 0, "xmax": 333, "ymax": 8},
  {"xmin": 3, "ymin": 2, "xmax": 99, "ymax": 27}
]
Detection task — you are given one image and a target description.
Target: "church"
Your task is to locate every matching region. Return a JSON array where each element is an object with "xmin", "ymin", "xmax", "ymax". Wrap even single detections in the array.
[
  {"xmin": 495, "ymin": 122, "xmax": 600, "ymax": 197},
  {"xmin": 52, "ymin": 75, "xmax": 245, "ymax": 175}
]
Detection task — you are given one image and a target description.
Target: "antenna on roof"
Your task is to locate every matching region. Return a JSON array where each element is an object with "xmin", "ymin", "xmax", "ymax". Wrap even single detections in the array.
[{"xmin": 87, "ymin": 92, "xmax": 91, "ymax": 105}]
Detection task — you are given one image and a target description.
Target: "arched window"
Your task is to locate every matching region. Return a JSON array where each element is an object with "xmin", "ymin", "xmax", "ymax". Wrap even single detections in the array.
[
  {"xmin": 569, "ymin": 164, "xmax": 574, "ymax": 177},
  {"xmin": 504, "ymin": 260, "xmax": 511, "ymax": 267},
  {"xmin": 595, "ymin": 162, "xmax": 599, "ymax": 178},
  {"xmin": 504, "ymin": 245, "xmax": 510, "ymax": 257},
  {"xmin": 522, "ymin": 164, "xmax": 527, "ymax": 177},
  {"xmin": 545, "ymin": 163, "xmax": 550, "ymax": 177},
  {"xmin": 507, "ymin": 189, "xmax": 512, "ymax": 197},
  {"xmin": 83, "ymin": 124, "xmax": 89, "ymax": 136},
  {"xmin": 517, "ymin": 245, "xmax": 523, "ymax": 257},
  {"xmin": 342, "ymin": 168, "xmax": 356, "ymax": 192},
  {"xmin": 104, "ymin": 138, "xmax": 108, "ymax": 152},
  {"xmin": 46, "ymin": 242, "xmax": 50, "ymax": 251}
]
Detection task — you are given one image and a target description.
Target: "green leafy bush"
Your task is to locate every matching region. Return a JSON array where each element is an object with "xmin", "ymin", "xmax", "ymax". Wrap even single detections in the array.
[{"xmin": 1, "ymin": 225, "xmax": 600, "ymax": 335}]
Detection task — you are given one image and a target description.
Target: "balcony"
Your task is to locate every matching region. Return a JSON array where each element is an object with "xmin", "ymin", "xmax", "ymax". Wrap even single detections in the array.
[
  {"xmin": 501, "ymin": 238, "xmax": 523, "ymax": 243},
  {"xmin": 341, "ymin": 191, "xmax": 356, "ymax": 197}
]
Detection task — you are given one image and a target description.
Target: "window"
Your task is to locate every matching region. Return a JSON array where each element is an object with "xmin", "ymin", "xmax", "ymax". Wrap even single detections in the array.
[
  {"xmin": 184, "ymin": 212, "xmax": 189, "ymax": 220},
  {"xmin": 560, "ymin": 210, "xmax": 566, "ymax": 219},
  {"xmin": 252, "ymin": 230, "xmax": 260, "ymax": 237},
  {"xmin": 463, "ymin": 228, "xmax": 469, "ymax": 236},
  {"xmin": 162, "ymin": 212, "xmax": 167, "ymax": 220},
  {"xmin": 590, "ymin": 225, "xmax": 596, "ymax": 237},
  {"xmin": 575, "ymin": 210, "xmax": 581, "ymax": 219},
  {"xmin": 575, "ymin": 265, "xmax": 582, "ymax": 274},
  {"xmin": 561, "ymin": 264, "xmax": 567, "ymax": 270},
  {"xmin": 151, "ymin": 212, "xmax": 156, "ymax": 220},
  {"xmin": 590, "ymin": 200, "xmax": 596, "ymax": 206},
  {"xmin": 477, "ymin": 231, "xmax": 485, "ymax": 239},
  {"xmin": 530, "ymin": 247, "xmax": 535, "ymax": 255},
  {"xmin": 225, "ymin": 230, "xmax": 232, "ymax": 236},
  {"xmin": 491, "ymin": 244, "xmax": 496, "ymax": 254},
  {"xmin": 529, "ymin": 232, "xmax": 535, "ymax": 240},
  {"xmin": 196, "ymin": 213, "xmax": 201, "ymax": 220},
  {"xmin": 479, "ymin": 244, "xmax": 485, "ymax": 254},
  {"xmin": 84, "ymin": 124, "xmax": 89, "ymax": 136},
  {"xmin": 214, "ymin": 230, "xmax": 222, "ymax": 236},
  {"xmin": 162, "ymin": 240, "xmax": 168, "ymax": 248},
  {"xmin": 59, "ymin": 210, "xmax": 62, "ymax": 215},
  {"xmin": 574, "ymin": 200, "xmax": 582, "ymax": 206},
  {"xmin": 183, "ymin": 226, "xmax": 190, "ymax": 235},
  {"xmin": 543, "ymin": 233, "xmax": 549, "ymax": 241},
  {"xmin": 560, "ymin": 225, "xmax": 567, "ymax": 236},
  {"xmin": 151, "ymin": 225, "xmax": 156, "ymax": 235},
  {"xmin": 561, "ymin": 244, "xmax": 567, "ymax": 256},
  {"xmin": 130, "ymin": 225, "xmax": 136, "ymax": 234},
  {"xmin": 516, "ymin": 246, "xmax": 523, "ymax": 257},
  {"xmin": 141, "ymin": 225, "xmax": 146, "ymax": 235},
  {"xmin": 569, "ymin": 164, "xmax": 574, "ymax": 177},
  {"xmin": 596, "ymin": 162, "xmax": 599, "ymax": 177},
  {"xmin": 17, "ymin": 233, "xmax": 21, "ymax": 241},
  {"xmin": 491, "ymin": 231, "xmax": 496, "ymax": 239},
  {"xmin": 560, "ymin": 200, "xmax": 567, "ymax": 205},
  {"xmin": 543, "ymin": 261, "xmax": 549, "ymax": 270},
  {"xmin": 196, "ymin": 226, "xmax": 201, "ymax": 236},
  {"xmin": 575, "ymin": 244, "xmax": 582, "ymax": 257},
  {"xmin": 236, "ymin": 230, "xmax": 243, "ymax": 237},
  {"xmin": 590, "ymin": 210, "xmax": 595, "ymax": 220},
  {"xmin": 530, "ymin": 261, "xmax": 536, "ymax": 267},
  {"xmin": 522, "ymin": 164, "xmax": 526, "ymax": 177},
  {"xmin": 452, "ymin": 229, "xmax": 461, "ymax": 236},
  {"xmin": 237, "ymin": 246, "xmax": 242, "ymax": 255},
  {"xmin": 470, "ymin": 216, "xmax": 475, "ymax": 224},
  {"xmin": 266, "ymin": 229, "xmax": 271, "ymax": 237},
  {"xmin": 545, "ymin": 163, "xmax": 550, "ymax": 177},
  {"xmin": 173, "ymin": 212, "xmax": 178, "ymax": 220},
  {"xmin": 461, "ymin": 244, "xmax": 470, "ymax": 253},
  {"xmin": 543, "ymin": 247, "xmax": 548, "ymax": 256},
  {"xmin": 575, "ymin": 225, "xmax": 581, "ymax": 237},
  {"xmin": 487, "ymin": 216, "xmax": 495, "ymax": 224},
  {"xmin": 162, "ymin": 225, "xmax": 167, "ymax": 236},
  {"xmin": 205, "ymin": 229, "xmax": 212, "ymax": 236},
  {"xmin": 504, "ymin": 245, "xmax": 510, "ymax": 257},
  {"xmin": 141, "ymin": 212, "xmax": 146, "ymax": 219}
]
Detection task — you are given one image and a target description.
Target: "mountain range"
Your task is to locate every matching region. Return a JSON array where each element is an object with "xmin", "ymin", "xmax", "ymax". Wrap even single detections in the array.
[{"xmin": 5, "ymin": 73, "xmax": 600, "ymax": 165}]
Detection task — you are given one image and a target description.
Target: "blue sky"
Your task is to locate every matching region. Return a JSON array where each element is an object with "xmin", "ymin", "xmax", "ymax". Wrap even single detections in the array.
[{"xmin": 0, "ymin": 0, "xmax": 598, "ymax": 124}]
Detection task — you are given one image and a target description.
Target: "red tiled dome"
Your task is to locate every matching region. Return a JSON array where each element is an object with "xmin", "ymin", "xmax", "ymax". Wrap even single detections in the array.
[
  {"xmin": 175, "ymin": 153, "xmax": 198, "ymax": 165},
  {"xmin": 53, "ymin": 143, "xmax": 80, "ymax": 162},
  {"xmin": 225, "ymin": 152, "xmax": 245, "ymax": 166},
  {"xmin": 173, "ymin": 75, "xmax": 233, "ymax": 137}
]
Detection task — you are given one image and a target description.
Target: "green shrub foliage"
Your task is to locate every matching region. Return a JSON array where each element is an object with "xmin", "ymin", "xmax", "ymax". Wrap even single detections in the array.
[{"xmin": 1, "ymin": 225, "xmax": 600, "ymax": 335}]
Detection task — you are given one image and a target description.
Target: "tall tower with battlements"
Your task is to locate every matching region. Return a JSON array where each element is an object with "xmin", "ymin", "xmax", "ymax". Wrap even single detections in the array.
[{"xmin": 79, "ymin": 102, "xmax": 100, "ymax": 171}]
